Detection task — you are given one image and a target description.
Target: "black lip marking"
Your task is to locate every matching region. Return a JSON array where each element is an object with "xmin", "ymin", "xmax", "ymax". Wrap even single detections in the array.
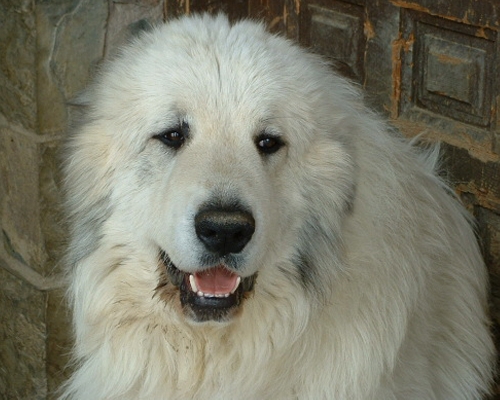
[
  {"xmin": 159, "ymin": 250, "xmax": 257, "ymax": 322},
  {"xmin": 191, "ymin": 294, "xmax": 237, "ymax": 309},
  {"xmin": 160, "ymin": 251, "xmax": 184, "ymax": 286}
]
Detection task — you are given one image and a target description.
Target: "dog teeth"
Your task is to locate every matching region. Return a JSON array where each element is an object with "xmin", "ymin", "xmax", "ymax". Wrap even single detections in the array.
[
  {"xmin": 196, "ymin": 290, "xmax": 229, "ymax": 298},
  {"xmin": 189, "ymin": 274, "xmax": 198, "ymax": 293},
  {"xmin": 196, "ymin": 290, "xmax": 230, "ymax": 298},
  {"xmin": 231, "ymin": 276, "xmax": 241, "ymax": 294},
  {"xmin": 189, "ymin": 273, "xmax": 240, "ymax": 298}
]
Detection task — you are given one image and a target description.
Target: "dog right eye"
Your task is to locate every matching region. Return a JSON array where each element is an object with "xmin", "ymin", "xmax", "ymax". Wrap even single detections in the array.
[
  {"xmin": 255, "ymin": 133, "xmax": 284, "ymax": 155},
  {"xmin": 154, "ymin": 123, "xmax": 188, "ymax": 150}
]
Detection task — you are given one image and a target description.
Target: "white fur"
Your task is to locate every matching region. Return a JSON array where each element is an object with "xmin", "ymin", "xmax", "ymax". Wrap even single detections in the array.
[{"xmin": 61, "ymin": 14, "xmax": 495, "ymax": 399}]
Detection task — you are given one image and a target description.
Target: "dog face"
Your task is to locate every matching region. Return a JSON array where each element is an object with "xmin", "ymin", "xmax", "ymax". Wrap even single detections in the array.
[
  {"xmin": 145, "ymin": 107, "xmax": 288, "ymax": 322},
  {"xmin": 68, "ymin": 15, "xmax": 356, "ymax": 323}
]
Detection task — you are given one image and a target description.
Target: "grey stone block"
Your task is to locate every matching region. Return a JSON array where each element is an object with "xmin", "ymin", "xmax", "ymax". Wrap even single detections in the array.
[
  {"xmin": 36, "ymin": 0, "xmax": 108, "ymax": 134},
  {"xmin": 0, "ymin": 1, "xmax": 37, "ymax": 130},
  {"xmin": 0, "ymin": 268, "xmax": 47, "ymax": 400}
]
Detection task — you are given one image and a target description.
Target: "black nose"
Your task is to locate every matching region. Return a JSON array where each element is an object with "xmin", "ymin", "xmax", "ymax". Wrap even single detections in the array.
[{"xmin": 195, "ymin": 208, "xmax": 255, "ymax": 256}]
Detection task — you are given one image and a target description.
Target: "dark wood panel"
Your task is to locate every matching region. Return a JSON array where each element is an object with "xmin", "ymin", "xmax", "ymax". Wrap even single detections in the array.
[
  {"xmin": 300, "ymin": 1, "xmax": 366, "ymax": 81},
  {"xmin": 392, "ymin": 0, "xmax": 500, "ymax": 29},
  {"xmin": 166, "ymin": 0, "xmax": 249, "ymax": 20},
  {"xmin": 400, "ymin": 10, "xmax": 497, "ymax": 129}
]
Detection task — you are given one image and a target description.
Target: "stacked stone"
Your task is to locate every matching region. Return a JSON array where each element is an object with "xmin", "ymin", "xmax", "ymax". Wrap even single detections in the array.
[{"xmin": 0, "ymin": 1, "xmax": 165, "ymax": 398}]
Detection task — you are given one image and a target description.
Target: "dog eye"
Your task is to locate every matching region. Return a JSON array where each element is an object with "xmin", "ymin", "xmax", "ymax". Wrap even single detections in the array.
[
  {"xmin": 255, "ymin": 134, "xmax": 283, "ymax": 155},
  {"xmin": 154, "ymin": 122, "xmax": 188, "ymax": 149}
]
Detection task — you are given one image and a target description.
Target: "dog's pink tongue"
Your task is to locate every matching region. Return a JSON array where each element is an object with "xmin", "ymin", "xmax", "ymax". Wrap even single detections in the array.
[{"xmin": 195, "ymin": 266, "xmax": 238, "ymax": 295}]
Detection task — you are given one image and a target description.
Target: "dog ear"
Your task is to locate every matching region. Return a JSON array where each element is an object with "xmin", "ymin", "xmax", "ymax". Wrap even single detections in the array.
[
  {"xmin": 66, "ymin": 90, "xmax": 94, "ymax": 134},
  {"xmin": 127, "ymin": 19, "xmax": 154, "ymax": 38},
  {"xmin": 67, "ymin": 90, "xmax": 91, "ymax": 109}
]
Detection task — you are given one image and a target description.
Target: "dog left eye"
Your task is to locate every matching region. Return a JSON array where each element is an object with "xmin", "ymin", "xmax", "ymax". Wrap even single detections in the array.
[
  {"xmin": 154, "ymin": 122, "xmax": 189, "ymax": 150},
  {"xmin": 256, "ymin": 135, "xmax": 283, "ymax": 155}
]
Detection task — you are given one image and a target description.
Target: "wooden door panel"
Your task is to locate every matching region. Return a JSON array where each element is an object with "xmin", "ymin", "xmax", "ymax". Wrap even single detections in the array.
[
  {"xmin": 300, "ymin": 1, "xmax": 366, "ymax": 81},
  {"xmin": 399, "ymin": 9, "xmax": 497, "ymax": 133}
]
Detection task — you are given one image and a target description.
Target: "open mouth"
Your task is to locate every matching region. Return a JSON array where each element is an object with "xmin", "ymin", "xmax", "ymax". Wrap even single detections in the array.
[{"xmin": 159, "ymin": 251, "xmax": 256, "ymax": 322}]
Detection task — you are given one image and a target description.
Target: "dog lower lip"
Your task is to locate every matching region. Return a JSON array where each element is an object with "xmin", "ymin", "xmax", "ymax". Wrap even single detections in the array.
[{"xmin": 190, "ymin": 291, "xmax": 238, "ymax": 309}]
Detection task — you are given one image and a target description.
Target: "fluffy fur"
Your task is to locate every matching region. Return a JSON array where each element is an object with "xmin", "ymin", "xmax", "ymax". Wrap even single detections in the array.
[{"xmin": 61, "ymin": 14, "xmax": 495, "ymax": 399}]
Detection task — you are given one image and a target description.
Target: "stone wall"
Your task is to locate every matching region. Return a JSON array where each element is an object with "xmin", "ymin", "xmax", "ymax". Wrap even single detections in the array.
[{"xmin": 0, "ymin": 1, "xmax": 167, "ymax": 398}]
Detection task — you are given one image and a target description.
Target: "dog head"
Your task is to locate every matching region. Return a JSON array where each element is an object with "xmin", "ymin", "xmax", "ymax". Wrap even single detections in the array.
[{"xmin": 65, "ymin": 14, "xmax": 357, "ymax": 324}]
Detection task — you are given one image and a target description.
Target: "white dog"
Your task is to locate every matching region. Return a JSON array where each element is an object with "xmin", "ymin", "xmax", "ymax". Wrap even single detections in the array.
[{"xmin": 61, "ymin": 14, "xmax": 495, "ymax": 399}]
